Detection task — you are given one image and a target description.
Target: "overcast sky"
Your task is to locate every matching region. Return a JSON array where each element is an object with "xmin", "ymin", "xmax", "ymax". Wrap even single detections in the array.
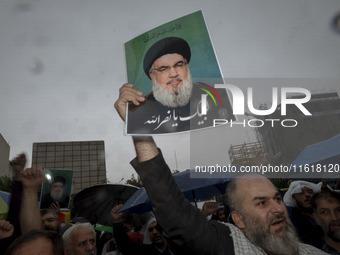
[{"xmin": 1, "ymin": 0, "xmax": 339, "ymax": 183}]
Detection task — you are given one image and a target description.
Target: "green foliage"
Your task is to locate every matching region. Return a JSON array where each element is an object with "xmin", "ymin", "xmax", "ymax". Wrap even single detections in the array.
[
  {"xmin": 125, "ymin": 173, "xmax": 143, "ymax": 188},
  {"xmin": 99, "ymin": 178, "xmax": 109, "ymax": 184},
  {"xmin": 0, "ymin": 176, "xmax": 12, "ymax": 192}
]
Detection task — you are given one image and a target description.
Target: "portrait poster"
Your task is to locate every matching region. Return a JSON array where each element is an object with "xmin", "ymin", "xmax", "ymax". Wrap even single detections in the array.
[
  {"xmin": 39, "ymin": 169, "xmax": 73, "ymax": 210},
  {"xmin": 125, "ymin": 10, "xmax": 235, "ymax": 135}
]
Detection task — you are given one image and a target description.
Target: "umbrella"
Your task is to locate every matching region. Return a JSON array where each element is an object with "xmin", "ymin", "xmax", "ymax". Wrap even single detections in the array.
[
  {"xmin": 73, "ymin": 184, "xmax": 138, "ymax": 226},
  {"xmin": 175, "ymin": 170, "xmax": 231, "ymax": 202},
  {"xmin": 118, "ymin": 188, "xmax": 152, "ymax": 214},
  {"xmin": 292, "ymin": 134, "xmax": 340, "ymax": 166},
  {"xmin": 0, "ymin": 190, "xmax": 10, "ymax": 220},
  {"xmin": 119, "ymin": 169, "xmax": 231, "ymax": 214},
  {"xmin": 289, "ymin": 133, "xmax": 340, "ymax": 179}
]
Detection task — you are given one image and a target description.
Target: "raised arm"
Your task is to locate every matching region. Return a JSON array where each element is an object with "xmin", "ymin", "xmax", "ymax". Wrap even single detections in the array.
[
  {"xmin": 20, "ymin": 167, "xmax": 44, "ymax": 233},
  {"xmin": 7, "ymin": 153, "xmax": 26, "ymax": 234},
  {"xmin": 114, "ymin": 83, "xmax": 233, "ymax": 254},
  {"xmin": 110, "ymin": 204, "xmax": 147, "ymax": 254},
  {"xmin": 114, "ymin": 83, "xmax": 158, "ymax": 161}
]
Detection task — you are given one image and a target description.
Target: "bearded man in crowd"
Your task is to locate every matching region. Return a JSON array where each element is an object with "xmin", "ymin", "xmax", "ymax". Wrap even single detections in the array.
[
  {"xmin": 312, "ymin": 189, "xmax": 340, "ymax": 254},
  {"xmin": 114, "ymin": 86, "xmax": 327, "ymax": 254}
]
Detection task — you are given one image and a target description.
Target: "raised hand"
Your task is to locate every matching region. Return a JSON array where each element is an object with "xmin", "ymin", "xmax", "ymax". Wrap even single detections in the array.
[
  {"xmin": 0, "ymin": 220, "xmax": 14, "ymax": 240},
  {"xmin": 10, "ymin": 153, "xmax": 27, "ymax": 180},
  {"xmin": 201, "ymin": 201, "xmax": 218, "ymax": 217},
  {"xmin": 20, "ymin": 167, "xmax": 44, "ymax": 190},
  {"xmin": 114, "ymin": 83, "xmax": 145, "ymax": 121},
  {"xmin": 110, "ymin": 204, "xmax": 124, "ymax": 223}
]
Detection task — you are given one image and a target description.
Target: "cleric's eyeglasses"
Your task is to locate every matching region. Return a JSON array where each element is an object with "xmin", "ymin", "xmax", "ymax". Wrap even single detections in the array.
[{"xmin": 150, "ymin": 60, "xmax": 187, "ymax": 74}]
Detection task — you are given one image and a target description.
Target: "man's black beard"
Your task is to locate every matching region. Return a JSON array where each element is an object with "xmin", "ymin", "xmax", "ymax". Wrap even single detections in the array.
[
  {"xmin": 329, "ymin": 230, "xmax": 340, "ymax": 242},
  {"xmin": 325, "ymin": 220, "xmax": 340, "ymax": 242}
]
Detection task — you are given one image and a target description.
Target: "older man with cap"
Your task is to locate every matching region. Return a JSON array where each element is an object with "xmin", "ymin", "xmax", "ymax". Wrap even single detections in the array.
[
  {"xmin": 283, "ymin": 180, "xmax": 324, "ymax": 248},
  {"xmin": 41, "ymin": 176, "xmax": 70, "ymax": 209},
  {"xmin": 123, "ymin": 36, "xmax": 232, "ymax": 134}
]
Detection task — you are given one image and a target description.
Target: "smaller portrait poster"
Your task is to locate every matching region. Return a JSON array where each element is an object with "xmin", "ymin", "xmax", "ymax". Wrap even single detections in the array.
[
  {"xmin": 40, "ymin": 169, "xmax": 73, "ymax": 210},
  {"xmin": 125, "ymin": 10, "xmax": 235, "ymax": 135}
]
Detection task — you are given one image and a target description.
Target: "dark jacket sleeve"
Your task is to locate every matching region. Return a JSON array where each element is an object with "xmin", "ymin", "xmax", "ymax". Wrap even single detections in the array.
[
  {"xmin": 7, "ymin": 181, "xmax": 22, "ymax": 232},
  {"xmin": 131, "ymin": 149, "xmax": 234, "ymax": 255},
  {"xmin": 0, "ymin": 181, "xmax": 23, "ymax": 255}
]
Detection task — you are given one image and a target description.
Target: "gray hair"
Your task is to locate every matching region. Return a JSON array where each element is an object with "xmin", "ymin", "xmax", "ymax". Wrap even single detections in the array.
[
  {"xmin": 225, "ymin": 174, "xmax": 268, "ymax": 212},
  {"xmin": 225, "ymin": 178, "xmax": 240, "ymax": 212},
  {"xmin": 62, "ymin": 222, "xmax": 95, "ymax": 249}
]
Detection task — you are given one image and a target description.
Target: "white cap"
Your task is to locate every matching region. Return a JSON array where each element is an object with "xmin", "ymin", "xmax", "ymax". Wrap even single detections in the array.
[
  {"xmin": 142, "ymin": 213, "xmax": 157, "ymax": 245},
  {"xmin": 283, "ymin": 181, "xmax": 321, "ymax": 207}
]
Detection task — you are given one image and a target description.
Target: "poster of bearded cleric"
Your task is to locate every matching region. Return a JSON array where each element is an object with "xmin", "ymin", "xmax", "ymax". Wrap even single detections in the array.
[
  {"xmin": 40, "ymin": 169, "xmax": 73, "ymax": 210},
  {"xmin": 125, "ymin": 11, "xmax": 235, "ymax": 135}
]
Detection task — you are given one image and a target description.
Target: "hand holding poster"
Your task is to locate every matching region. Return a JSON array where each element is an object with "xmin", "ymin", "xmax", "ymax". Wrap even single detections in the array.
[{"xmin": 125, "ymin": 11, "xmax": 235, "ymax": 135}]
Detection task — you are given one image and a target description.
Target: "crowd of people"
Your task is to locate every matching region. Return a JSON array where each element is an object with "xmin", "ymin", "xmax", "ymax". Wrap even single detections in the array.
[
  {"xmin": 112, "ymin": 35, "xmax": 340, "ymax": 254},
  {"xmin": 2, "ymin": 146, "xmax": 340, "ymax": 255},
  {"xmin": 1, "ymin": 93, "xmax": 340, "ymax": 254},
  {"xmin": 1, "ymin": 37, "xmax": 340, "ymax": 254}
]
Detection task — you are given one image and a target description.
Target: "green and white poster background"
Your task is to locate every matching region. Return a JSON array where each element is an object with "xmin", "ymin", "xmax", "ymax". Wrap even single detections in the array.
[
  {"xmin": 124, "ymin": 10, "xmax": 223, "ymax": 96},
  {"xmin": 40, "ymin": 168, "xmax": 74, "ymax": 209}
]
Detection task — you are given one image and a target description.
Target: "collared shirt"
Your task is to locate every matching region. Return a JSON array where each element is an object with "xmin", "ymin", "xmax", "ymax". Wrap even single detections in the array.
[
  {"xmin": 322, "ymin": 239, "xmax": 340, "ymax": 255},
  {"xmin": 226, "ymin": 223, "xmax": 328, "ymax": 255}
]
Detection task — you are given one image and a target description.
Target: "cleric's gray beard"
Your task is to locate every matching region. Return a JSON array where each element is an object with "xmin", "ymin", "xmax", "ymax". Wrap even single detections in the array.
[
  {"xmin": 152, "ymin": 70, "xmax": 193, "ymax": 108},
  {"xmin": 242, "ymin": 213, "xmax": 300, "ymax": 255},
  {"xmin": 51, "ymin": 190, "xmax": 63, "ymax": 201}
]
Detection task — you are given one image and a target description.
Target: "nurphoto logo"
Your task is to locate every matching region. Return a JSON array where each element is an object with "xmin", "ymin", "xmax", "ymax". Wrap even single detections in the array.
[{"xmin": 200, "ymin": 83, "xmax": 312, "ymax": 128}]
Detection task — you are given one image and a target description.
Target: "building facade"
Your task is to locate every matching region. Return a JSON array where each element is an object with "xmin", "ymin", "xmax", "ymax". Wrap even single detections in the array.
[
  {"xmin": 256, "ymin": 92, "xmax": 340, "ymax": 165},
  {"xmin": 229, "ymin": 141, "xmax": 265, "ymax": 166},
  {"xmin": 32, "ymin": 140, "xmax": 106, "ymax": 194},
  {"xmin": 0, "ymin": 133, "xmax": 10, "ymax": 177}
]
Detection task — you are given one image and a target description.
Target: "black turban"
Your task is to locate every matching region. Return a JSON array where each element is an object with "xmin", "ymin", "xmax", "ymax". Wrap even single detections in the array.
[
  {"xmin": 143, "ymin": 37, "xmax": 191, "ymax": 78},
  {"xmin": 53, "ymin": 176, "xmax": 66, "ymax": 185}
]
